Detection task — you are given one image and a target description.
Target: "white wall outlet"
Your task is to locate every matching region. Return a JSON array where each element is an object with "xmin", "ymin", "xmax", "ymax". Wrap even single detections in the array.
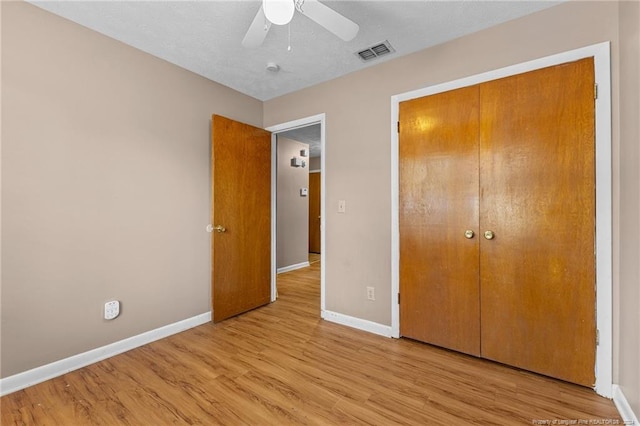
[
  {"xmin": 338, "ymin": 200, "xmax": 346, "ymax": 213},
  {"xmin": 104, "ymin": 300, "xmax": 120, "ymax": 320},
  {"xmin": 366, "ymin": 286, "xmax": 375, "ymax": 301}
]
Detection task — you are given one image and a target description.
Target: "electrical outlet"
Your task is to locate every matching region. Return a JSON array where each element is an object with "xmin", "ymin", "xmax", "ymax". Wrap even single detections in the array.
[
  {"xmin": 104, "ymin": 300, "xmax": 120, "ymax": 320},
  {"xmin": 366, "ymin": 286, "xmax": 375, "ymax": 301}
]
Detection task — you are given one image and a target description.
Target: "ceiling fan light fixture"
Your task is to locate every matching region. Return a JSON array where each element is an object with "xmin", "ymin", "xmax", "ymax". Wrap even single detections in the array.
[
  {"xmin": 243, "ymin": 0, "xmax": 359, "ymax": 49},
  {"xmin": 263, "ymin": 0, "xmax": 295, "ymax": 26}
]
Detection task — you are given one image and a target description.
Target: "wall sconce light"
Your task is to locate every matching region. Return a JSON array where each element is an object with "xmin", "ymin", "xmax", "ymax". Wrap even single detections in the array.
[{"xmin": 291, "ymin": 157, "xmax": 303, "ymax": 167}]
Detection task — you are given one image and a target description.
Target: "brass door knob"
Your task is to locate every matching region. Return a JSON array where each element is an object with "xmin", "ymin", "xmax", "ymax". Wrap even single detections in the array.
[
  {"xmin": 464, "ymin": 230, "xmax": 475, "ymax": 239},
  {"xmin": 484, "ymin": 230, "xmax": 495, "ymax": 240},
  {"xmin": 213, "ymin": 225, "xmax": 227, "ymax": 233}
]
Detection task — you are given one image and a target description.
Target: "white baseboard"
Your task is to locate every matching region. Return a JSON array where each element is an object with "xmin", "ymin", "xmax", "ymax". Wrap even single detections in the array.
[
  {"xmin": 277, "ymin": 261, "xmax": 310, "ymax": 274},
  {"xmin": 613, "ymin": 384, "xmax": 639, "ymax": 425},
  {"xmin": 0, "ymin": 311, "xmax": 212, "ymax": 397},
  {"xmin": 322, "ymin": 309, "xmax": 393, "ymax": 338}
]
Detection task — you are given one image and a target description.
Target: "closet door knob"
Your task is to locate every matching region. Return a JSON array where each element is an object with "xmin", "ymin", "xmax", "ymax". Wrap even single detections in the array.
[
  {"xmin": 484, "ymin": 230, "xmax": 495, "ymax": 240},
  {"xmin": 464, "ymin": 230, "xmax": 475, "ymax": 239}
]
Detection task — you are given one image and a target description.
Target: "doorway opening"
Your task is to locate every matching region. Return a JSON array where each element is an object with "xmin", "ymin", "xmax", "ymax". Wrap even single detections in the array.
[{"xmin": 267, "ymin": 114, "xmax": 326, "ymax": 314}]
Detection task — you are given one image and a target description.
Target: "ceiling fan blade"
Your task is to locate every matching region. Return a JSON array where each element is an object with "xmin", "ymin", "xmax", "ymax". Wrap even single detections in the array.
[
  {"xmin": 299, "ymin": 0, "xmax": 359, "ymax": 41},
  {"xmin": 242, "ymin": 6, "xmax": 272, "ymax": 48}
]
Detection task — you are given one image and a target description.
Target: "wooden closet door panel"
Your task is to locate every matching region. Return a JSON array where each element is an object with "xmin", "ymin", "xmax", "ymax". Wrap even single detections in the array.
[
  {"xmin": 479, "ymin": 58, "xmax": 596, "ymax": 386},
  {"xmin": 399, "ymin": 86, "xmax": 481, "ymax": 356}
]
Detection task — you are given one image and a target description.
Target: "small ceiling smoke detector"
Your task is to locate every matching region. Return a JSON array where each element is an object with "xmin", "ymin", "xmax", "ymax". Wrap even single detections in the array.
[
  {"xmin": 356, "ymin": 40, "xmax": 395, "ymax": 62},
  {"xmin": 266, "ymin": 62, "xmax": 280, "ymax": 72}
]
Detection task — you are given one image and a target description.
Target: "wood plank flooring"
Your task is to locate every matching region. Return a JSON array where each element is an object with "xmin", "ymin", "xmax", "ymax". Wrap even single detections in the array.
[{"xmin": 1, "ymin": 260, "xmax": 621, "ymax": 425}]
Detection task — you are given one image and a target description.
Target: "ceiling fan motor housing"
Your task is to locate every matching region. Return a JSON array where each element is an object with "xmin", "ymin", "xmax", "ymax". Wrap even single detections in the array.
[{"xmin": 243, "ymin": 0, "xmax": 359, "ymax": 48}]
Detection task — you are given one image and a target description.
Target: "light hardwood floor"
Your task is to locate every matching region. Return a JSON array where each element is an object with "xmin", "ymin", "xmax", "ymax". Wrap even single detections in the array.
[{"xmin": 1, "ymin": 261, "xmax": 621, "ymax": 425}]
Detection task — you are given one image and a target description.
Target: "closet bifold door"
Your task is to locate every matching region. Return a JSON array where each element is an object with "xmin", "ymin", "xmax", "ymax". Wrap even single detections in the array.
[
  {"xmin": 478, "ymin": 58, "xmax": 596, "ymax": 386},
  {"xmin": 399, "ymin": 86, "xmax": 481, "ymax": 356}
]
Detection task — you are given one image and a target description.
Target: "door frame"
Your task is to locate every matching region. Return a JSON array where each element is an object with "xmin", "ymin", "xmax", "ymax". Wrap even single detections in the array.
[
  {"xmin": 266, "ymin": 114, "xmax": 326, "ymax": 311},
  {"xmin": 390, "ymin": 42, "xmax": 612, "ymax": 397}
]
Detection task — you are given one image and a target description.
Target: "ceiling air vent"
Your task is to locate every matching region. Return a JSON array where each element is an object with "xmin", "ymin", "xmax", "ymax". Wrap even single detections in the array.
[{"xmin": 356, "ymin": 40, "xmax": 395, "ymax": 62}]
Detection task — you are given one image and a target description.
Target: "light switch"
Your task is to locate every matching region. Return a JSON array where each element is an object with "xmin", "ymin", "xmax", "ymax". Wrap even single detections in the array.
[
  {"xmin": 338, "ymin": 200, "xmax": 346, "ymax": 213},
  {"xmin": 300, "ymin": 188, "xmax": 308, "ymax": 196}
]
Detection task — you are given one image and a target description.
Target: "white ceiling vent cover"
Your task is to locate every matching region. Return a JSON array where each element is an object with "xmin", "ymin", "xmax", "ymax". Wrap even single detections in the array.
[{"xmin": 356, "ymin": 40, "xmax": 395, "ymax": 62}]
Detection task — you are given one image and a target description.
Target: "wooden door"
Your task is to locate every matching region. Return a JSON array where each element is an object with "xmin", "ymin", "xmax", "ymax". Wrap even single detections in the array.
[
  {"xmin": 399, "ymin": 86, "xmax": 481, "ymax": 356},
  {"xmin": 479, "ymin": 58, "xmax": 596, "ymax": 386},
  {"xmin": 309, "ymin": 172, "xmax": 321, "ymax": 253},
  {"xmin": 211, "ymin": 115, "xmax": 272, "ymax": 322}
]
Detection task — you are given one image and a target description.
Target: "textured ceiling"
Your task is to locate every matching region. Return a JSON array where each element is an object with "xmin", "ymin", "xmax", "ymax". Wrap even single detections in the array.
[
  {"xmin": 29, "ymin": 0, "xmax": 560, "ymax": 101},
  {"xmin": 279, "ymin": 124, "xmax": 322, "ymax": 158}
]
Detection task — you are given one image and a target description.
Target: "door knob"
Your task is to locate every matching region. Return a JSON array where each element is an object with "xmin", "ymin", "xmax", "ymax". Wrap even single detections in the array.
[
  {"xmin": 484, "ymin": 230, "xmax": 495, "ymax": 240},
  {"xmin": 213, "ymin": 225, "xmax": 227, "ymax": 233},
  {"xmin": 464, "ymin": 230, "xmax": 475, "ymax": 239}
]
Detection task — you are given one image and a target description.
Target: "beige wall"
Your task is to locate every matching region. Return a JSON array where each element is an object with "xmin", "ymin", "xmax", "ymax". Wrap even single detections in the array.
[
  {"xmin": 618, "ymin": 0, "xmax": 640, "ymax": 415},
  {"xmin": 264, "ymin": 0, "xmax": 638, "ymax": 406},
  {"xmin": 276, "ymin": 137, "xmax": 309, "ymax": 269},
  {"xmin": 0, "ymin": 2, "xmax": 263, "ymax": 377},
  {"xmin": 309, "ymin": 156, "xmax": 321, "ymax": 172}
]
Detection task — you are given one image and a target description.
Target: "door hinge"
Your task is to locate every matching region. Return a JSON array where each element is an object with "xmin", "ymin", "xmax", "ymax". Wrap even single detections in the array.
[
  {"xmin": 397, "ymin": 293, "xmax": 400, "ymax": 304},
  {"xmin": 596, "ymin": 329, "xmax": 600, "ymax": 346},
  {"xmin": 397, "ymin": 121, "xmax": 400, "ymax": 133},
  {"xmin": 594, "ymin": 83, "xmax": 598, "ymax": 100}
]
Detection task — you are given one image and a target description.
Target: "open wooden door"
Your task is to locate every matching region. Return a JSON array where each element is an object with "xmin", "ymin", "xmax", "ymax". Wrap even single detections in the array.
[
  {"xmin": 211, "ymin": 115, "xmax": 272, "ymax": 322},
  {"xmin": 309, "ymin": 172, "xmax": 321, "ymax": 254}
]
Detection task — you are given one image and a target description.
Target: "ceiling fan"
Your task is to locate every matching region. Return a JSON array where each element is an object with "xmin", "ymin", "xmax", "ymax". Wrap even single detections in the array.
[{"xmin": 242, "ymin": 0, "xmax": 360, "ymax": 48}]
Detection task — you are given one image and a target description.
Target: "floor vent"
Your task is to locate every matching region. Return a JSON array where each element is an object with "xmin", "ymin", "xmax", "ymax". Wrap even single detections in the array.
[{"xmin": 356, "ymin": 40, "xmax": 395, "ymax": 62}]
